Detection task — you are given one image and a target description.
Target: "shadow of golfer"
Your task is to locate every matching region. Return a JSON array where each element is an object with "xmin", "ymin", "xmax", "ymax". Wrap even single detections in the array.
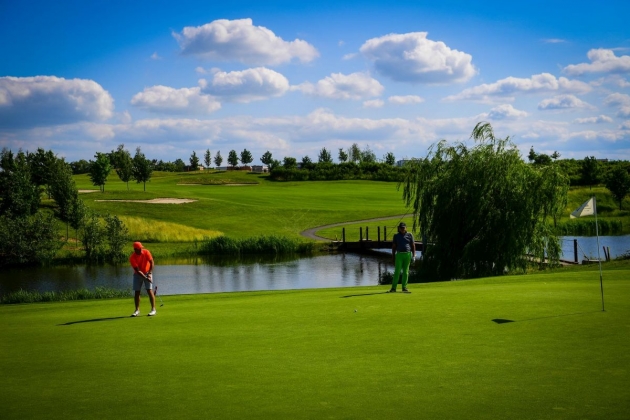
[
  {"xmin": 341, "ymin": 292, "xmax": 391, "ymax": 298},
  {"xmin": 59, "ymin": 316, "xmax": 129, "ymax": 326},
  {"xmin": 492, "ymin": 310, "xmax": 602, "ymax": 324}
]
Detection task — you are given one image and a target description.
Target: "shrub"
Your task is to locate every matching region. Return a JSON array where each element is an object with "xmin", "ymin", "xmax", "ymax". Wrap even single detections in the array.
[
  {"xmin": 0, "ymin": 212, "xmax": 62, "ymax": 267},
  {"xmin": 0, "ymin": 287, "xmax": 131, "ymax": 304},
  {"xmin": 199, "ymin": 235, "xmax": 313, "ymax": 255}
]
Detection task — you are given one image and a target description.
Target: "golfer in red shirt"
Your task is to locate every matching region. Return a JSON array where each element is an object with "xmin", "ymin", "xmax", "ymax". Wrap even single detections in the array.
[{"xmin": 129, "ymin": 241, "xmax": 156, "ymax": 317}]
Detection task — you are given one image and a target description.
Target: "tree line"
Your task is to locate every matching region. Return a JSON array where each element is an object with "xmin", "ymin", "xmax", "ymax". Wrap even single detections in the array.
[{"xmin": 0, "ymin": 148, "xmax": 129, "ymax": 267}]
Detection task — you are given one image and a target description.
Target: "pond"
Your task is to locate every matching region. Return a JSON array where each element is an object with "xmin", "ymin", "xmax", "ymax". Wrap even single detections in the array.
[
  {"xmin": 0, "ymin": 235, "xmax": 628, "ymax": 297},
  {"xmin": 0, "ymin": 253, "xmax": 394, "ymax": 296}
]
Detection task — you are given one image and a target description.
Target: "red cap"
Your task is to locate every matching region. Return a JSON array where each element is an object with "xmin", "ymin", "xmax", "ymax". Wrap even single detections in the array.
[{"xmin": 133, "ymin": 241, "xmax": 143, "ymax": 249}]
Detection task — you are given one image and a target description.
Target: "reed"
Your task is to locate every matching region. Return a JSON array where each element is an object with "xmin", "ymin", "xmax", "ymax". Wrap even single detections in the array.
[
  {"xmin": 554, "ymin": 219, "xmax": 623, "ymax": 235},
  {"xmin": 0, "ymin": 287, "xmax": 131, "ymax": 304},
  {"xmin": 198, "ymin": 235, "xmax": 314, "ymax": 255}
]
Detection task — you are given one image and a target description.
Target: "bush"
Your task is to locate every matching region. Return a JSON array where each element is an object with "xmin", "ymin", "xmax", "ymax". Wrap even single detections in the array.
[
  {"xmin": 0, "ymin": 212, "xmax": 62, "ymax": 267},
  {"xmin": 199, "ymin": 235, "xmax": 313, "ymax": 255}
]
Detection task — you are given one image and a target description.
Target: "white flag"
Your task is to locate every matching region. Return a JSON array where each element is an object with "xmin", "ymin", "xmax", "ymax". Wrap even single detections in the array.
[{"xmin": 570, "ymin": 197, "xmax": 595, "ymax": 218}]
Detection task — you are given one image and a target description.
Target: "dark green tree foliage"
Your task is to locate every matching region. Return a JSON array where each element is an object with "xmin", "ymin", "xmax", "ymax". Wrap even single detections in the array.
[
  {"xmin": 26, "ymin": 148, "xmax": 56, "ymax": 195},
  {"xmin": 88, "ymin": 152, "xmax": 112, "ymax": 192},
  {"xmin": 227, "ymin": 150, "xmax": 239, "ymax": 167},
  {"xmin": 283, "ymin": 157, "xmax": 297, "ymax": 169},
  {"xmin": 0, "ymin": 212, "xmax": 61, "ymax": 266},
  {"xmin": 318, "ymin": 148, "xmax": 332, "ymax": 163},
  {"xmin": 338, "ymin": 148, "xmax": 348, "ymax": 163},
  {"xmin": 240, "ymin": 149, "xmax": 253, "ymax": 166},
  {"xmin": 189, "ymin": 151, "xmax": 200, "ymax": 171},
  {"xmin": 605, "ymin": 166, "xmax": 630, "ymax": 210},
  {"xmin": 214, "ymin": 151, "xmax": 223, "ymax": 167},
  {"xmin": 360, "ymin": 145, "xmax": 377, "ymax": 163},
  {"xmin": 384, "ymin": 152, "xmax": 396, "ymax": 166},
  {"xmin": 261, "ymin": 151, "xmax": 273, "ymax": 165},
  {"xmin": 581, "ymin": 156, "xmax": 601, "ymax": 190},
  {"xmin": 81, "ymin": 212, "xmax": 106, "ymax": 262},
  {"xmin": 400, "ymin": 122, "xmax": 569, "ymax": 280},
  {"xmin": 173, "ymin": 159, "xmax": 186, "ymax": 172},
  {"xmin": 204, "ymin": 149, "xmax": 212, "ymax": 168},
  {"xmin": 48, "ymin": 158, "xmax": 78, "ymax": 223},
  {"xmin": 69, "ymin": 159, "xmax": 90, "ymax": 174},
  {"xmin": 104, "ymin": 214, "xmax": 129, "ymax": 263},
  {"xmin": 0, "ymin": 150, "xmax": 40, "ymax": 217},
  {"xmin": 132, "ymin": 147, "xmax": 153, "ymax": 191},
  {"xmin": 113, "ymin": 145, "xmax": 133, "ymax": 189},
  {"xmin": 301, "ymin": 155, "xmax": 315, "ymax": 170}
]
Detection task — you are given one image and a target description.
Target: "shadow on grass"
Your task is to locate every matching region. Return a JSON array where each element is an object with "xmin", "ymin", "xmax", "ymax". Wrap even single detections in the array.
[
  {"xmin": 59, "ymin": 316, "xmax": 129, "ymax": 326},
  {"xmin": 341, "ymin": 292, "xmax": 391, "ymax": 298},
  {"xmin": 492, "ymin": 310, "xmax": 603, "ymax": 324}
]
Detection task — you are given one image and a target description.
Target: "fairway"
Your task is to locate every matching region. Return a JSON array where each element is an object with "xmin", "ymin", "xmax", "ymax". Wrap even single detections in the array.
[{"xmin": 1, "ymin": 270, "xmax": 629, "ymax": 419}]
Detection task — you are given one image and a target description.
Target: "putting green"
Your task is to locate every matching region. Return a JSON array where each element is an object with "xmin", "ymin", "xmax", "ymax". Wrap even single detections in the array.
[{"xmin": 1, "ymin": 269, "xmax": 629, "ymax": 419}]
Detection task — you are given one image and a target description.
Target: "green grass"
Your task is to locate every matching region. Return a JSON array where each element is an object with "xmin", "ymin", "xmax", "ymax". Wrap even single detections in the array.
[{"xmin": 1, "ymin": 270, "xmax": 629, "ymax": 419}]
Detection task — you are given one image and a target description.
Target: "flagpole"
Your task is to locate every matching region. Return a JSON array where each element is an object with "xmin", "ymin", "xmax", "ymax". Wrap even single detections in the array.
[{"xmin": 593, "ymin": 195, "xmax": 605, "ymax": 311}]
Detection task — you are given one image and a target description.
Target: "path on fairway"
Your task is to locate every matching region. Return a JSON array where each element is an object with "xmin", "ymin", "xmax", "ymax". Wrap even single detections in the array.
[{"xmin": 300, "ymin": 214, "xmax": 409, "ymax": 241}]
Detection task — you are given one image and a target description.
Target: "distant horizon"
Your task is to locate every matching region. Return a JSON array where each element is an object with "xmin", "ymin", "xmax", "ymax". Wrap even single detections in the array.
[{"xmin": 1, "ymin": 0, "xmax": 629, "ymax": 163}]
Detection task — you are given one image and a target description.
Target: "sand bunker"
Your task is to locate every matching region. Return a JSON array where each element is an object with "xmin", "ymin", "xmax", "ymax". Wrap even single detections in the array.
[
  {"xmin": 78, "ymin": 190, "xmax": 99, "ymax": 193},
  {"xmin": 95, "ymin": 198, "xmax": 196, "ymax": 204}
]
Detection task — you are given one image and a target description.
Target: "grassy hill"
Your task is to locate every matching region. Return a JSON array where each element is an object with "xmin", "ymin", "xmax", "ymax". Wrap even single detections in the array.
[{"xmin": 1, "ymin": 268, "xmax": 628, "ymax": 419}]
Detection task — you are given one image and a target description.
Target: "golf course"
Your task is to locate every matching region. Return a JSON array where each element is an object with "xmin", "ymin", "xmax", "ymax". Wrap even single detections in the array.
[{"xmin": 1, "ymin": 265, "xmax": 628, "ymax": 419}]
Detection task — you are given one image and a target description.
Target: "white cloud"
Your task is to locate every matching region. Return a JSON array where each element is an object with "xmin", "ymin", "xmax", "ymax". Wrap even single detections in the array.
[
  {"xmin": 573, "ymin": 115, "xmax": 613, "ymax": 124},
  {"xmin": 590, "ymin": 75, "xmax": 630, "ymax": 88},
  {"xmin": 359, "ymin": 32, "xmax": 476, "ymax": 84},
  {"xmin": 604, "ymin": 93, "xmax": 630, "ymax": 117},
  {"xmin": 486, "ymin": 104, "xmax": 528, "ymax": 120},
  {"xmin": 388, "ymin": 95, "xmax": 424, "ymax": 105},
  {"xmin": 130, "ymin": 86, "xmax": 221, "ymax": 114},
  {"xmin": 199, "ymin": 67, "xmax": 290, "ymax": 103},
  {"xmin": 0, "ymin": 76, "xmax": 114, "ymax": 128},
  {"xmin": 542, "ymin": 38, "xmax": 567, "ymax": 44},
  {"xmin": 445, "ymin": 73, "xmax": 592, "ymax": 102},
  {"xmin": 604, "ymin": 92, "xmax": 630, "ymax": 107},
  {"xmin": 564, "ymin": 49, "xmax": 630, "ymax": 76},
  {"xmin": 295, "ymin": 72, "xmax": 384, "ymax": 100},
  {"xmin": 619, "ymin": 121, "xmax": 630, "ymax": 130},
  {"xmin": 150, "ymin": 52, "xmax": 162, "ymax": 60},
  {"xmin": 538, "ymin": 95, "xmax": 593, "ymax": 110},
  {"xmin": 363, "ymin": 99, "xmax": 384, "ymax": 108},
  {"xmin": 173, "ymin": 18, "xmax": 319, "ymax": 66}
]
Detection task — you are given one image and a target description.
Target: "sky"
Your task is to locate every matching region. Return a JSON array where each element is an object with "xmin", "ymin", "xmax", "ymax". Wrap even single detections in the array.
[{"xmin": 1, "ymin": 0, "xmax": 629, "ymax": 164}]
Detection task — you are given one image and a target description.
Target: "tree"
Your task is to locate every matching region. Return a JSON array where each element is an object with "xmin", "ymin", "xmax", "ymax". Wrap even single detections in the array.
[
  {"xmin": 348, "ymin": 143, "xmax": 361, "ymax": 163},
  {"xmin": 132, "ymin": 147, "xmax": 153, "ymax": 191},
  {"xmin": 173, "ymin": 159, "xmax": 186, "ymax": 172},
  {"xmin": 48, "ymin": 158, "xmax": 79, "ymax": 239},
  {"xmin": 318, "ymin": 148, "xmax": 332, "ymax": 163},
  {"xmin": 104, "ymin": 213, "xmax": 129, "ymax": 263},
  {"xmin": 551, "ymin": 151, "xmax": 560, "ymax": 160},
  {"xmin": 214, "ymin": 151, "xmax": 223, "ymax": 168},
  {"xmin": 400, "ymin": 122, "xmax": 569, "ymax": 280},
  {"xmin": 189, "ymin": 151, "xmax": 200, "ymax": 171},
  {"xmin": 88, "ymin": 152, "xmax": 112, "ymax": 192},
  {"xmin": 70, "ymin": 159, "xmax": 90, "ymax": 174},
  {"xmin": 581, "ymin": 156, "xmax": 601, "ymax": 190},
  {"xmin": 604, "ymin": 166, "xmax": 630, "ymax": 210},
  {"xmin": 227, "ymin": 150, "xmax": 239, "ymax": 168},
  {"xmin": 360, "ymin": 145, "xmax": 377, "ymax": 163},
  {"xmin": 26, "ymin": 148, "xmax": 56, "ymax": 196},
  {"xmin": 338, "ymin": 148, "xmax": 348, "ymax": 163},
  {"xmin": 261, "ymin": 151, "xmax": 273, "ymax": 165},
  {"xmin": 204, "ymin": 149, "xmax": 212, "ymax": 169},
  {"xmin": 112, "ymin": 145, "xmax": 133, "ymax": 190},
  {"xmin": 0, "ymin": 150, "xmax": 40, "ymax": 217},
  {"xmin": 0, "ymin": 212, "xmax": 61, "ymax": 266},
  {"xmin": 283, "ymin": 157, "xmax": 297, "ymax": 169},
  {"xmin": 240, "ymin": 149, "xmax": 253, "ymax": 166},
  {"xmin": 384, "ymin": 152, "xmax": 396, "ymax": 166}
]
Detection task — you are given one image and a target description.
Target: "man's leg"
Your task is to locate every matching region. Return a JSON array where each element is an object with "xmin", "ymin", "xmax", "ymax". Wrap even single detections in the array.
[
  {"xmin": 134, "ymin": 291, "xmax": 141, "ymax": 310},
  {"xmin": 392, "ymin": 253, "xmax": 404, "ymax": 290},
  {"xmin": 147, "ymin": 289, "xmax": 156, "ymax": 311},
  {"xmin": 400, "ymin": 252, "xmax": 412, "ymax": 289}
]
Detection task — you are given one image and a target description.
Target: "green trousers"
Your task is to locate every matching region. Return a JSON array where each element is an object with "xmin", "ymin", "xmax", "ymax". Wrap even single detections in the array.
[{"xmin": 392, "ymin": 251, "xmax": 412, "ymax": 290}]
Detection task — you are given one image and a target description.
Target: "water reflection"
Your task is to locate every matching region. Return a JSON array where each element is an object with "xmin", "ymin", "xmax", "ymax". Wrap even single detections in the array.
[{"xmin": 0, "ymin": 253, "xmax": 393, "ymax": 296}]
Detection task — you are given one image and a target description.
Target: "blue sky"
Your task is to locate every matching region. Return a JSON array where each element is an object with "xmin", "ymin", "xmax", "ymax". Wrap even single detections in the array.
[{"xmin": 1, "ymin": 0, "xmax": 629, "ymax": 163}]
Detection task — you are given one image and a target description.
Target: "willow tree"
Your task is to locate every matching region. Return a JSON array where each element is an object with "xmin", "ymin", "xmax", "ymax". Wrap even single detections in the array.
[{"xmin": 400, "ymin": 122, "xmax": 569, "ymax": 280}]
